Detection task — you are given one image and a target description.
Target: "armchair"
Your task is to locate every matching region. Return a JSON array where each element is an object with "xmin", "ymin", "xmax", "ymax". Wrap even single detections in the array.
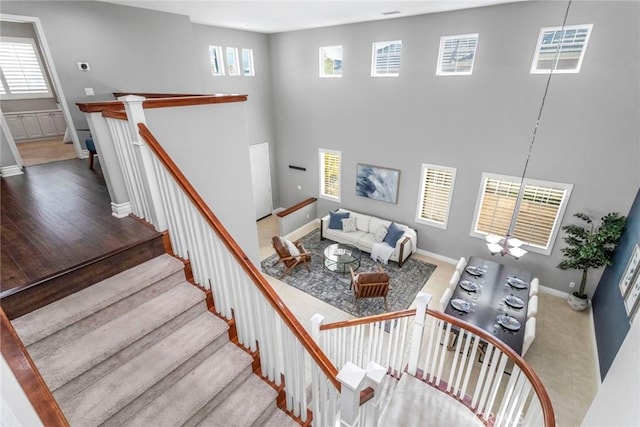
[
  {"xmin": 271, "ymin": 236, "xmax": 311, "ymax": 279},
  {"xmin": 350, "ymin": 265, "xmax": 390, "ymax": 314}
]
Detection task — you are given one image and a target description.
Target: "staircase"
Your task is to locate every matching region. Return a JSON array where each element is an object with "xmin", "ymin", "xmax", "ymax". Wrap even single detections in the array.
[{"xmin": 10, "ymin": 254, "xmax": 297, "ymax": 426}]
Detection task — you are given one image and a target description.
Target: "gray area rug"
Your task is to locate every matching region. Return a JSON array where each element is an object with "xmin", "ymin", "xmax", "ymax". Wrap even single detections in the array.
[{"xmin": 261, "ymin": 229, "xmax": 436, "ymax": 317}]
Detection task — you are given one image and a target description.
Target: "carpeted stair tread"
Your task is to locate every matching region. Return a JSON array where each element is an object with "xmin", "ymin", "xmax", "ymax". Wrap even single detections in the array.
[
  {"xmin": 25, "ymin": 270, "xmax": 187, "ymax": 362},
  {"xmin": 262, "ymin": 409, "xmax": 300, "ymax": 427},
  {"xmin": 126, "ymin": 342, "xmax": 254, "ymax": 427},
  {"xmin": 12, "ymin": 254, "xmax": 184, "ymax": 346},
  {"xmin": 38, "ymin": 282, "xmax": 205, "ymax": 392},
  {"xmin": 59, "ymin": 311, "xmax": 228, "ymax": 427},
  {"xmin": 195, "ymin": 373, "xmax": 277, "ymax": 427},
  {"xmin": 379, "ymin": 374, "xmax": 484, "ymax": 426}
]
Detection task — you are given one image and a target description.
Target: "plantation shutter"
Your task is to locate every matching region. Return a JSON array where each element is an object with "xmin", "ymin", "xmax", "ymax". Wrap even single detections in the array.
[
  {"xmin": 372, "ymin": 41, "xmax": 402, "ymax": 76},
  {"xmin": 418, "ymin": 166, "xmax": 455, "ymax": 226},
  {"xmin": 513, "ymin": 184, "xmax": 567, "ymax": 248},
  {"xmin": 476, "ymin": 178, "xmax": 520, "ymax": 237},
  {"xmin": 0, "ymin": 39, "xmax": 50, "ymax": 96},
  {"xmin": 438, "ymin": 34, "xmax": 478, "ymax": 75},
  {"xmin": 320, "ymin": 150, "xmax": 341, "ymax": 200}
]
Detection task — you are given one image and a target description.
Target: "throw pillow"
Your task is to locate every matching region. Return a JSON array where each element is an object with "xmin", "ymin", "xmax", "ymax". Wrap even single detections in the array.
[
  {"xmin": 329, "ymin": 211, "xmax": 350, "ymax": 229},
  {"xmin": 341, "ymin": 217, "xmax": 358, "ymax": 232},
  {"xmin": 383, "ymin": 222, "xmax": 404, "ymax": 247},
  {"xmin": 282, "ymin": 237, "xmax": 300, "ymax": 257},
  {"xmin": 374, "ymin": 225, "xmax": 388, "ymax": 243}
]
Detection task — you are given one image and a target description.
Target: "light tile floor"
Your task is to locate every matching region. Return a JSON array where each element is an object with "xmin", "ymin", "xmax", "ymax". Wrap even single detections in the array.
[{"xmin": 258, "ymin": 215, "xmax": 598, "ymax": 426}]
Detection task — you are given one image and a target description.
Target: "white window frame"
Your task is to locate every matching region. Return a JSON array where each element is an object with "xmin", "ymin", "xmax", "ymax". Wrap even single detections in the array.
[
  {"xmin": 319, "ymin": 149, "xmax": 342, "ymax": 203},
  {"xmin": 371, "ymin": 40, "xmax": 402, "ymax": 77},
  {"xmin": 415, "ymin": 164, "xmax": 457, "ymax": 229},
  {"xmin": 241, "ymin": 48, "xmax": 254, "ymax": 76},
  {"xmin": 209, "ymin": 45, "xmax": 225, "ymax": 76},
  {"xmin": 436, "ymin": 33, "xmax": 479, "ymax": 76},
  {"xmin": 226, "ymin": 46, "xmax": 240, "ymax": 76},
  {"xmin": 0, "ymin": 37, "xmax": 52, "ymax": 100},
  {"xmin": 319, "ymin": 45, "xmax": 343, "ymax": 78},
  {"xmin": 470, "ymin": 172, "xmax": 573, "ymax": 255},
  {"xmin": 530, "ymin": 24, "xmax": 593, "ymax": 74}
]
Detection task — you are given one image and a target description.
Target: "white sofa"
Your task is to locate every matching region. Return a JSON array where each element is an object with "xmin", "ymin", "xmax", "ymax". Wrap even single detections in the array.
[{"xmin": 320, "ymin": 209, "xmax": 417, "ymax": 267}]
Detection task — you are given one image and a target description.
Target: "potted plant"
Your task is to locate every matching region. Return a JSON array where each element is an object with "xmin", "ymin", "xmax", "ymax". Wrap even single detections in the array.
[{"xmin": 557, "ymin": 212, "xmax": 626, "ymax": 311}]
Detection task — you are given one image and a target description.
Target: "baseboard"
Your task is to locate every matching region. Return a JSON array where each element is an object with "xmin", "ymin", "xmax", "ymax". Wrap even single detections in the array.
[
  {"xmin": 0, "ymin": 165, "xmax": 23, "ymax": 177},
  {"xmin": 111, "ymin": 201, "xmax": 132, "ymax": 218},
  {"xmin": 414, "ymin": 248, "xmax": 457, "ymax": 265},
  {"xmin": 540, "ymin": 285, "xmax": 570, "ymax": 298}
]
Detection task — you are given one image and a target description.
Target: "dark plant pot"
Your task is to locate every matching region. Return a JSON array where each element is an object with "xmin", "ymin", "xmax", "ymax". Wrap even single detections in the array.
[{"xmin": 567, "ymin": 292, "xmax": 589, "ymax": 311}]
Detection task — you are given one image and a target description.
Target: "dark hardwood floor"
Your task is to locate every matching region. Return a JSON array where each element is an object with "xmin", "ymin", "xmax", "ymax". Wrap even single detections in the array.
[{"xmin": 1, "ymin": 158, "xmax": 164, "ymax": 316}]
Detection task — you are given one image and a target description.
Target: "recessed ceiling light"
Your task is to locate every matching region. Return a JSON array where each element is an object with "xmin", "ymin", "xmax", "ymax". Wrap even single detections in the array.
[{"xmin": 381, "ymin": 11, "xmax": 401, "ymax": 16}]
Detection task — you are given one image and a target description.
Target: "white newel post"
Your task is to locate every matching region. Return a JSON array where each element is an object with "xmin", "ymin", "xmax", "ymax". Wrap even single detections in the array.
[
  {"xmin": 119, "ymin": 95, "xmax": 167, "ymax": 232},
  {"xmin": 337, "ymin": 362, "xmax": 367, "ymax": 427},
  {"xmin": 407, "ymin": 292, "xmax": 432, "ymax": 376},
  {"xmin": 364, "ymin": 361, "xmax": 386, "ymax": 426},
  {"xmin": 85, "ymin": 111, "xmax": 132, "ymax": 217}
]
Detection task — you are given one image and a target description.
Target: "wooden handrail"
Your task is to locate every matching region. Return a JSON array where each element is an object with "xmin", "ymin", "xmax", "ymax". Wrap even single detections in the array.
[
  {"xmin": 1, "ymin": 309, "xmax": 69, "ymax": 426},
  {"xmin": 320, "ymin": 307, "xmax": 555, "ymax": 427},
  {"xmin": 137, "ymin": 124, "xmax": 341, "ymax": 391},
  {"xmin": 276, "ymin": 197, "xmax": 317, "ymax": 218},
  {"xmin": 77, "ymin": 94, "xmax": 248, "ymax": 113},
  {"xmin": 319, "ymin": 309, "xmax": 416, "ymax": 331},
  {"xmin": 102, "ymin": 110, "xmax": 128, "ymax": 120},
  {"xmin": 113, "ymin": 92, "xmax": 209, "ymax": 98}
]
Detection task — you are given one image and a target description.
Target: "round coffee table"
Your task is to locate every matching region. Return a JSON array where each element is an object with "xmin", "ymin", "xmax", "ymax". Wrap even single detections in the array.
[{"xmin": 323, "ymin": 243, "xmax": 361, "ymax": 275}]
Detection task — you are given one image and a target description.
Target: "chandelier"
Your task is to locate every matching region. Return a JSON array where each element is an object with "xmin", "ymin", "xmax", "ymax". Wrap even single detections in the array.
[{"xmin": 486, "ymin": 0, "xmax": 573, "ymax": 260}]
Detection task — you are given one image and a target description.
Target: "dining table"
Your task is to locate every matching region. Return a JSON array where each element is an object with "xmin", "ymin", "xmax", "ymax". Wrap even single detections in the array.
[{"xmin": 444, "ymin": 256, "xmax": 533, "ymax": 355}]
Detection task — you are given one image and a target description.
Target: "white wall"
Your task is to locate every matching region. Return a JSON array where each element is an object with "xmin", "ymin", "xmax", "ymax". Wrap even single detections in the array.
[{"xmin": 582, "ymin": 318, "xmax": 640, "ymax": 426}]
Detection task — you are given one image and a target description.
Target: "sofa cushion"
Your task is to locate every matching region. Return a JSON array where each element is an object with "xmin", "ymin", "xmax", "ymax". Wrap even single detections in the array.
[
  {"xmin": 327, "ymin": 230, "xmax": 367, "ymax": 246},
  {"xmin": 348, "ymin": 211, "xmax": 371, "ymax": 232},
  {"xmin": 369, "ymin": 216, "xmax": 392, "ymax": 234},
  {"xmin": 384, "ymin": 222, "xmax": 404, "ymax": 247},
  {"xmin": 329, "ymin": 211, "xmax": 350, "ymax": 229},
  {"xmin": 342, "ymin": 217, "xmax": 358, "ymax": 232},
  {"xmin": 374, "ymin": 225, "xmax": 388, "ymax": 243}
]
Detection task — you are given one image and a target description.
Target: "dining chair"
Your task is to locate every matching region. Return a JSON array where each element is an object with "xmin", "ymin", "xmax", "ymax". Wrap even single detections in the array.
[
  {"xmin": 522, "ymin": 317, "xmax": 537, "ymax": 356},
  {"xmin": 448, "ymin": 270, "xmax": 461, "ymax": 291},
  {"xmin": 440, "ymin": 287, "xmax": 453, "ymax": 310},
  {"xmin": 455, "ymin": 257, "xmax": 466, "ymax": 274},
  {"xmin": 529, "ymin": 277, "xmax": 540, "ymax": 297},
  {"xmin": 527, "ymin": 295, "xmax": 538, "ymax": 318}
]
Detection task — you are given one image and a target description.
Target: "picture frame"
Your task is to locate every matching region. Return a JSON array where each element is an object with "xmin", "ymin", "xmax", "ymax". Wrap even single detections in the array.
[
  {"xmin": 619, "ymin": 244, "xmax": 640, "ymax": 298},
  {"xmin": 356, "ymin": 164, "xmax": 400, "ymax": 204},
  {"xmin": 624, "ymin": 271, "xmax": 640, "ymax": 323}
]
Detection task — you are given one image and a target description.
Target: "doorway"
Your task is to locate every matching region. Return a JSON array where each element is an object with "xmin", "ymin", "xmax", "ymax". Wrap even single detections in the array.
[
  {"xmin": 0, "ymin": 13, "xmax": 81, "ymax": 168},
  {"xmin": 249, "ymin": 142, "xmax": 273, "ymax": 221}
]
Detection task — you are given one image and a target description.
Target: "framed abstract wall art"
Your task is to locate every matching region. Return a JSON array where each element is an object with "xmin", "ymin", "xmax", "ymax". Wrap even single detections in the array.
[
  {"xmin": 356, "ymin": 164, "xmax": 400, "ymax": 204},
  {"xmin": 619, "ymin": 244, "xmax": 640, "ymax": 298}
]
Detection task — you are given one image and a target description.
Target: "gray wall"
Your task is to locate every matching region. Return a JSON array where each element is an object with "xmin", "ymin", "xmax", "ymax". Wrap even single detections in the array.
[
  {"xmin": 190, "ymin": 24, "xmax": 279, "ymax": 208},
  {"xmin": 1, "ymin": 1, "xmax": 202, "ymax": 130},
  {"xmin": 269, "ymin": 0, "xmax": 640, "ymax": 294}
]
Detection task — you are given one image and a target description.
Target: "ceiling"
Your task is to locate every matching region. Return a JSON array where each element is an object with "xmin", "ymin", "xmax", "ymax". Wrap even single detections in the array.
[{"xmin": 102, "ymin": 0, "xmax": 528, "ymax": 34}]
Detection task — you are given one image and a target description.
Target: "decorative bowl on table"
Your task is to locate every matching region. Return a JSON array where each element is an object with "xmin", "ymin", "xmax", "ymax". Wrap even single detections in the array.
[
  {"xmin": 504, "ymin": 294, "xmax": 525, "ymax": 309},
  {"xmin": 465, "ymin": 266, "xmax": 484, "ymax": 277},
  {"xmin": 450, "ymin": 298, "xmax": 472, "ymax": 313},
  {"xmin": 459, "ymin": 280, "xmax": 479, "ymax": 292},
  {"xmin": 497, "ymin": 314, "xmax": 521, "ymax": 331},
  {"xmin": 506, "ymin": 276, "xmax": 528, "ymax": 289}
]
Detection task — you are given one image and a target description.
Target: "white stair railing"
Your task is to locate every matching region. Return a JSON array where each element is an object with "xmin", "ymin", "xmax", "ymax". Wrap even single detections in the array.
[{"xmin": 316, "ymin": 293, "xmax": 553, "ymax": 427}]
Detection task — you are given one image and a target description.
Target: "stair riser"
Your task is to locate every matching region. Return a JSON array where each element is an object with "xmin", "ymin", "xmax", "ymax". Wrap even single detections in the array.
[
  {"xmin": 53, "ymin": 297, "xmax": 207, "ymax": 403},
  {"xmin": 184, "ymin": 366, "xmax": 253, "ymax": 427},
  {"xmin": 100, "ymin": 330, "xmax": 230, "ymax": 427},
  {"xmin": 27, "ymin": 271, "xmax": 187, "ymax": 361}
]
